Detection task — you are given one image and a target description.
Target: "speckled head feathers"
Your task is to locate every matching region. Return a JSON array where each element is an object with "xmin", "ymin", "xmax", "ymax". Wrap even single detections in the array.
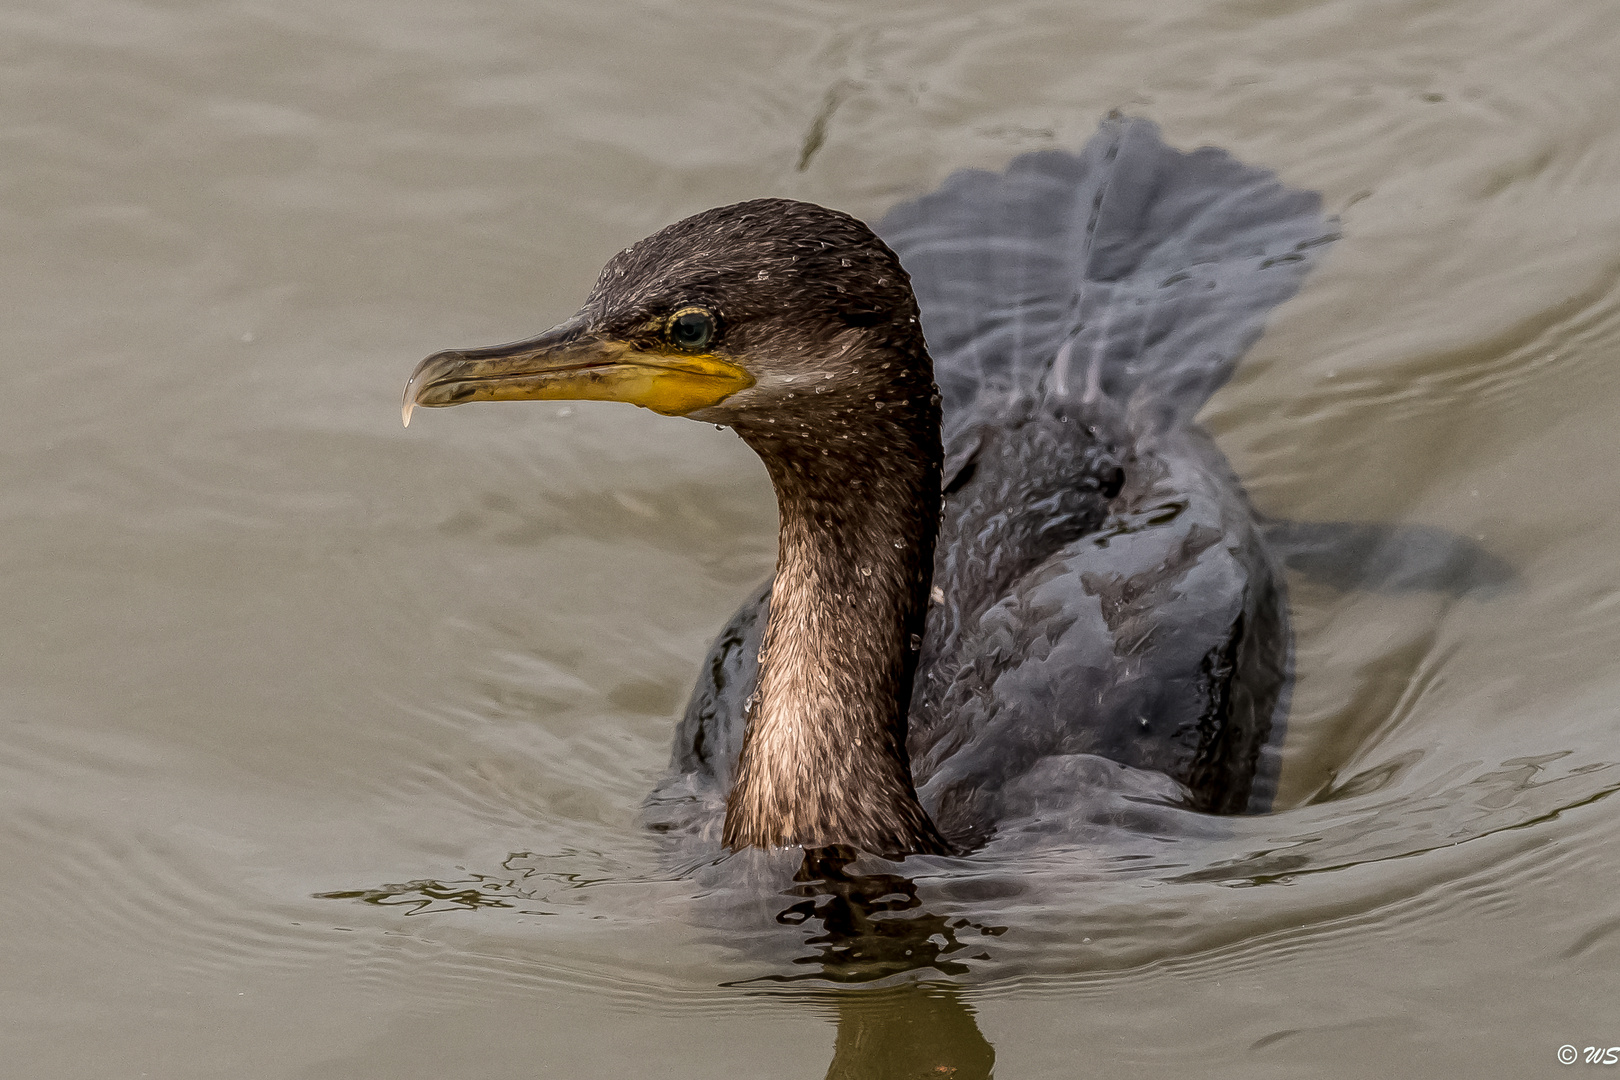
[{"xmin": 589, "ymin": 199, "xmax": 919, "ymax": 338}]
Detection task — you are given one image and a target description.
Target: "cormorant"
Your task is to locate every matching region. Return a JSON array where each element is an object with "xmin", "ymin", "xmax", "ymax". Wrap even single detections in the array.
[{"xmin": 403, "ymin": 117, "xmax": 1335, "ymax": 859}]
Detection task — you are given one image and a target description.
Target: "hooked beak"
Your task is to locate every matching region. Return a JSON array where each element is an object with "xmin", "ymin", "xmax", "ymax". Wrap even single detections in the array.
[{"xmin": 402, "ymin": 319, "xmax": 754, "ymax": 426}]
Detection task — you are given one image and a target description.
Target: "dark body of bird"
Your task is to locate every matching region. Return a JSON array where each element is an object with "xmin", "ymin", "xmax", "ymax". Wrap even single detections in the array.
[
  {"xmin": 407, "ymin": 117, "xmax": 1342, "ymax": 860},
  {"xmin": 646, "ymin": 118, "xmax": 1333, "ymax": 854}
]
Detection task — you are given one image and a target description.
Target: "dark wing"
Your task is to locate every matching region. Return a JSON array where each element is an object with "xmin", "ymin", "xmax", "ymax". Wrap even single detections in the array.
[
  {"xmin": 876, "ymin": 115, "xmax": 1334, "ymax": 436},
  {"xmin": 910, "ymin": 420, "xmax": 1290, "ymax": 845}
]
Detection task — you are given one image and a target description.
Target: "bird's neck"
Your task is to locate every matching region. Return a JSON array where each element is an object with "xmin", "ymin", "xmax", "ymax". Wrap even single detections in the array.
[{"xmin": 724, "ymin": 374, "xmax": 950, "ymax": 856}]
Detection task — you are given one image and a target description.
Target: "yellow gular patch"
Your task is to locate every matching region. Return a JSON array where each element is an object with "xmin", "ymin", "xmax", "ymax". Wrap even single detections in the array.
[{"xmin": 601, "ymin": 351, "xmax": 756, "ymax": 416}]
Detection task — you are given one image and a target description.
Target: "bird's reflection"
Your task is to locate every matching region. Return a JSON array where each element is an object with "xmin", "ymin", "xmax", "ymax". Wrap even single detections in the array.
[
  {"xmin": 753, "ymin": 849, "xmax": 999, "ymax": 1079},
  {"xmin": 314, "ymin": 846, "xmax": 1000, "ymax": 1076},
  {"xmin": 738, "ymin": 846, "xmax": 1005, "ymax": 984},
  {"xmin": 822, "ymin": 981, "xmax": 995, "ymax": 1080}
]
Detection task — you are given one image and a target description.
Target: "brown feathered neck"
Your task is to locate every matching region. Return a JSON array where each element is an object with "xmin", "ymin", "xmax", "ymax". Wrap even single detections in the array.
[{"xmin": 721, "ymin": 332, "xmax": 953, "ymax": 858}]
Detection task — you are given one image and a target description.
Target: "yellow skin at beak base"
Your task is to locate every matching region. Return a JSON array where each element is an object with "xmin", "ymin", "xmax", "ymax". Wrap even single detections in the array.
[{"xmin": 403, "ymin": 339, "xmax": 755, "ymax": 425}]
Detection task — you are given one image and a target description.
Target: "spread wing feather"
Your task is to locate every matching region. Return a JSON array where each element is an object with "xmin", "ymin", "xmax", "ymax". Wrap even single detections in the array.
[{"xmin": 876, "ymin": 116, "xmax": 1334, "ymax": 436}]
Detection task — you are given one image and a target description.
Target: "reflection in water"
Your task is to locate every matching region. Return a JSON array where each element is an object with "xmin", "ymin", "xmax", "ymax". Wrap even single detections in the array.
[
  {"xmin": 1261, "ymin": 520, "xmax": 1516, "ymax": 597},
  {"xmin": 823, "ymin": 982, "xmax": 995, "ymax": 1080},
  {"xmin": 313, "ymin": 850, "xmax": 621, "ymax": 915},
  {"xmin": 314, "ymin": 877, "xmax": 532, "ymax": 914},
  {"xmin": 315, "ymin": 846, "xmax": 1002, "ymax": 1077},
  {"xmin": 315, "ymin": 846, "xmax": 1008, "ymax": 979},
  {"xmin": 770, "ymin": 850, "xmax": 998, "ymax": 1079},
  {"xmin": 753, "ymin": 847, "xmax": 1006, "ymax": 984}
]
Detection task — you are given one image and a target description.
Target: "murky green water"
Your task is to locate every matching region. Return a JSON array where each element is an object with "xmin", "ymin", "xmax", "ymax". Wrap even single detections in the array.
[{"xmin": 5, "ymin": 0, "xmax": 1620, "ymax": 1076}]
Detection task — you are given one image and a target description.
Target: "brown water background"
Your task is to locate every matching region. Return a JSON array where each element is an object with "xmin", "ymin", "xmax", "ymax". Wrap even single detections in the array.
[{"xmin": 5, "ymin": 0, "xmax": 1620, "ymax": 1076}]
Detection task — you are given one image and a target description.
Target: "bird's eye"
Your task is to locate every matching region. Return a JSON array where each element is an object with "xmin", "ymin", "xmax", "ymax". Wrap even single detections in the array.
[{"xmin": 668, "ymin": 307, "xmax": 717, "ymax": 351}]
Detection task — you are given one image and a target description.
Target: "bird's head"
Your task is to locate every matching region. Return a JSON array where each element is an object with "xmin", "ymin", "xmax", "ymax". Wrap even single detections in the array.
[{"xmin": 402, "ymin": 199, "xmax": 930, "ymax": 428}]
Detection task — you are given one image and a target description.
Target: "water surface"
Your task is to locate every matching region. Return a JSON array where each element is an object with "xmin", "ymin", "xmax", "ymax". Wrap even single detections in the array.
[{"xmin": 4, "ymin": 0, "xmax": 1620, "ymax": 1076}]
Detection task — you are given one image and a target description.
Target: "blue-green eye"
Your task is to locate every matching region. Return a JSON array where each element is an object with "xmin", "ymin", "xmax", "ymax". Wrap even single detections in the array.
[{"xmin": 668, "ymin": 307, "xmax": 717, "ymax": 351}]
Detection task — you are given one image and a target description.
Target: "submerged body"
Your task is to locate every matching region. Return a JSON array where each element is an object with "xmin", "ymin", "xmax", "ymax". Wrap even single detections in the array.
[{"xmin": 407, "ymin": 117, "xmax": 1335, "ymax": 858}]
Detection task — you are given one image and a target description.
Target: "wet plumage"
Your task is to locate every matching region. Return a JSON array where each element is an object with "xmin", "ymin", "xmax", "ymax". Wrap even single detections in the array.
[{"xmin": 407, "ymin": 117, "xmax": 1337, "ymax": 858}]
